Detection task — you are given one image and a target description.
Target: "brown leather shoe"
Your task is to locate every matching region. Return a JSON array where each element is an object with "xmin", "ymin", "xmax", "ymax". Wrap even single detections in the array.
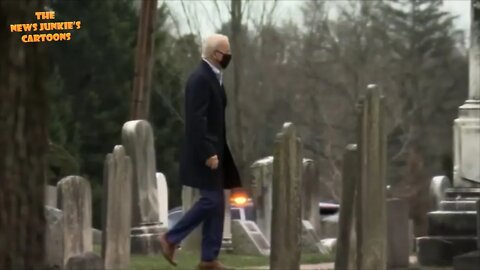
[
  {"xmin": 196, "ymin": 260, "xmax": 235, "ymax": 270},
  {"xmin": 158, "ymin": 233, "xmax": 177, "ymax": 266}
]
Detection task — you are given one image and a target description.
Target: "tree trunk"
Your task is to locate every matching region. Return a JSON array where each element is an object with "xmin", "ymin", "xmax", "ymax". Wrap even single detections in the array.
[
  {"xmin": 0, "ymin": 0, "xmax": 47, "ymax": 268},
  {"xmin": 230, "ymin": 0, "xmax": 247, "ymax": 178},
  {"xmin": 130, "ymin": 0, "xmax": 157, "ymax": 120}
]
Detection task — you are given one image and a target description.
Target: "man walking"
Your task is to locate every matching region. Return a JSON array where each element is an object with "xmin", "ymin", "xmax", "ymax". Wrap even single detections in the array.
[{"xmin": 159, "ymin": 34, "xmax": 242, "ymax": 270}]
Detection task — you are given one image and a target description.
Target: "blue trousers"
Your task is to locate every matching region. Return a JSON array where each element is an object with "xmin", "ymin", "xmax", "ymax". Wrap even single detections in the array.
[{"xmin": 166, "ymin": 188, "xmax": 225, "ymax": 262}]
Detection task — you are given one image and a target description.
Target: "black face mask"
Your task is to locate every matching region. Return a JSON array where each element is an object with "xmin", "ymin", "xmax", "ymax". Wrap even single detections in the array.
[{"xmin": 217, "ymin": 51, "xmax": 232, "ymax": 69}]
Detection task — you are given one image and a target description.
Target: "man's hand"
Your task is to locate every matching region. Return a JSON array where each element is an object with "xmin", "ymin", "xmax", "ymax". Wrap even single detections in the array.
[{"xmin": 206, "ymin": 155, "xmax": 219, "ymax": 170}]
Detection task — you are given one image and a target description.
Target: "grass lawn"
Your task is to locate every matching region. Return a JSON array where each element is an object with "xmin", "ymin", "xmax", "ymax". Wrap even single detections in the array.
[
  {"xmin": 95, "ymin": 245, "xmax": 333, "ymax": 270},
  {"xmin": 129, "ymin": 250, "xmax": 332, "ymax": 270}
]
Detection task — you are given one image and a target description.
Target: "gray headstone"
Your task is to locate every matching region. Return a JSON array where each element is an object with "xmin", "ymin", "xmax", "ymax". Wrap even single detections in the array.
[
  {"xmin": 102, "ymin": 145, "xmax": 132, "ymax": 270},
  {"xmin": 65, "ymin": 252, "xmax": 103, "ymax": 270},
  {"xmin": 57, "ymin": 176, "xmax": 93, "ymax": 266},
  {"xmin": 121, "ymin": 120, "xmax": 159, "ymax": 226},
  {"xmin": 45, "ymin": 185, "xmax": 57, "ymax": 208},
  {"xmin": 356, "ymin": 86, "xmax": 387, "ymax": 269},
  {"xmin": 335, "ymin": 144, "xmax": 358, "ymax": 270},
  {"xmin": 302, "ymin": 159, "xmax": 321, "ymax": 237},
  {"xmin": 387, "ymin": 198, "xmax": 410, "ymax": 268},
  {"xmin": 270, "ymin": 123, "xmax": 302, "ymax": 270},
  {"xmin": 231, "ymin": 220, "xmax": 270, "ymax": 256},
  {"xmin": 45, "ymin": 206, "xmax": 64, "ymax": 270},
  {"xmin": 250, "ymin": 156, "xmax": 274, "ymax": 242},
  {"xmin": 156, "ymin": 172, "xmax": 168, "ymax": 227}
]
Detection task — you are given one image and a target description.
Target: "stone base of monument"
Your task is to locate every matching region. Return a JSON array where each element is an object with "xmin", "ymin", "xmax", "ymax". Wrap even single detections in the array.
[
  {"xmin": 231, "ymin": 220, "xmax": 270, "ymax": 256},
  {"xmin": 417, "ymin": 188, "xmax": 480, "ymax": 267},
  {"xmin": 130, "ymin": 223, "xmax": 167, "ymax": 255},
  {"xmin": 453, "ymin": 250, "xmax": 480, "ymax": 270}
]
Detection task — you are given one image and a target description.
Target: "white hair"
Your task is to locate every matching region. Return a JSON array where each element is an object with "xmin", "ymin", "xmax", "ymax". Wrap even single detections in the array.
[{"xmin": 201, "ymin": 34, "xmax": 229, "ymax": 58}]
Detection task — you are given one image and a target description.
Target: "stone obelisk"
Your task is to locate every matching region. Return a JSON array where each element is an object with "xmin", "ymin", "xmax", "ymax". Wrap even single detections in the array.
[{"xmin": 453, "ymin": 0, "xmax": 480, "ymax": 188}]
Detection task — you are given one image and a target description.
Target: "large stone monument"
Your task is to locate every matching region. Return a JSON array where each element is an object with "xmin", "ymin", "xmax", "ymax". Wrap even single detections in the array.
[
  {"xmin": 102, "ymin": 145, "xmax": 132, "ymax": 270},
  {"xmin": 122, "ymin": 120, "xmax": 166, "ymax": 254},
  {"xmin": 418, "ymin": 1, "xmax": 480, "ymax": 266},
  {"xmin": 269, "ymin": 123, "xmax": 302, "ymax": 270}
]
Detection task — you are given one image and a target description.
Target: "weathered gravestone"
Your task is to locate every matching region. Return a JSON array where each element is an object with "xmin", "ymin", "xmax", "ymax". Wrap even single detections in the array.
[
  {"xmin": 122, "ymin": 120, "xmax": 165, "ymax": 254},
  {"xmin": 57, "ymin": 176, "xmax": 93, "ymax": 266},
  {"xmin": 387, "ymin": 198, "xmax": 409, "ymax": 269},
  {"xmin": 65, "ymin": 252, "xmax": 103, "ymax": 270},
  {"xmin": 45, "ymin": 206, "xmax": 64, "ymax": 270},
  {"xmin": 356, "ymin": 85, "xmax": 387, "ymax": 270},
  {"xmin": 251, "ymin": 156, "xmax": 320, "ymax": 243},
  {"xmin": 335, "ymin": 144, "xmax": 358, "ymax": 270},
  {"xmin": 156, "ymin": 172, "xmax": 169, "ymax": 227},
  {"xmin": 102, "ymin": 145, "xmax": 132, "ymax": 270},
  {"xmin": 302, "ymin": 159, "xmax": 321, "ymax": 236},
  {"xmin": 45, "ymin": 185, "xmax": 57, "ymax": 208},
  {"xmin": 250, "ymin": 156, "xmax": 274, "ymax": 243},
  {"xmin": 181, "ymin": 186, "xmax": 202, "ymax": 252},
  {"xmin": 269, "ymin": 123, "xmax": 302, "ymax": 270}
]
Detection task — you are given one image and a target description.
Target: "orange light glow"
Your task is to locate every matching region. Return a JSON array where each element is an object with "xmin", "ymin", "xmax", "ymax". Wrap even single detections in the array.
[{"xmin": 230, "ymin": 192, "xmax": 249, "ymax": 207}]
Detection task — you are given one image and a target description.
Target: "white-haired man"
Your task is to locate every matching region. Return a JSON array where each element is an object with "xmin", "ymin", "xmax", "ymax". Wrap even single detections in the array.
[{"xmin": 158, "ymin": 34, "xmax": 242, "ymax": 270}]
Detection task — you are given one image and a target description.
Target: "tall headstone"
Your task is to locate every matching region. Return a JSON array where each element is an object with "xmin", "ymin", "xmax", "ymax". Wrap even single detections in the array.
[
  {"xmin": 102, "ymin": 145, "xmax": 132, "ymax": 270},
  {"xmin": 453, "ymin": 0, "xmax": 480, "ymax": 188},
  {"xmin": 181, "ymin": 186, "xmax": 202, "ymax": 252},
  {"xmin": 356, "ymin": 85, "xmax": 387, "ymax": 270},
  {"xmin": 335, "ymin": 144, "xmax": 359, "ymax": 270},
  {"xmin": 122, "ymin": 120, "xmax": 165, "ymax": 254},
  {"xmin": 156, "ymin": 172, "xmax": 168, "ymax": 227},
  {"xmin": 57, "ymin": 176, "xmax": 93, "ymax": 266},
  {"xmin": 250, "ymin": 156, "xmax": 274, "ymax": 242},
  {"xmin": 302, "ymin": 159, "xmax": 321, "ymax": 236},
  {"xmin": 269, "ymin": 123, "xmax": 302, "ymax": 270}
]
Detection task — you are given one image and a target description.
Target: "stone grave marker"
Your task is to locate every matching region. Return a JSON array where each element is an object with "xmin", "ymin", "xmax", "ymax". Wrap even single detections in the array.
[
  {"xmin": 122, "ymin": 120, "xmax": 165, "ymax": 254},
  {"xmin": 45, "ymin": 185, "xmax": 57, "ymax": 208},
  {"xmin": 45, "ymin": 206, "xmax": 64, "ymax": 270},
  {"xmin": 156, "ymin": 172, "xmax": 169, "ymax": 227},
  {"xmin": 57, "ymin": 176, "xmax": 93, "ymax": 266},
  {"xmin": 387, "ymin": 198, "xmax": 410, "ymax": 269},
  {"xmin": 269, "ymin": 123, "xmax": 302, "ymax": 270},
  {"xmin": 102, "ymin": 145, "xmax": 132, "ymax": 269}
]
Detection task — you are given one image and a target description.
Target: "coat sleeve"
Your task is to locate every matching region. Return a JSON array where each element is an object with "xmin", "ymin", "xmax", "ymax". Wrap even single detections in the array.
[{"xmin": 187, "ymin": 75, "xmax": 217, "ymax": 162}]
